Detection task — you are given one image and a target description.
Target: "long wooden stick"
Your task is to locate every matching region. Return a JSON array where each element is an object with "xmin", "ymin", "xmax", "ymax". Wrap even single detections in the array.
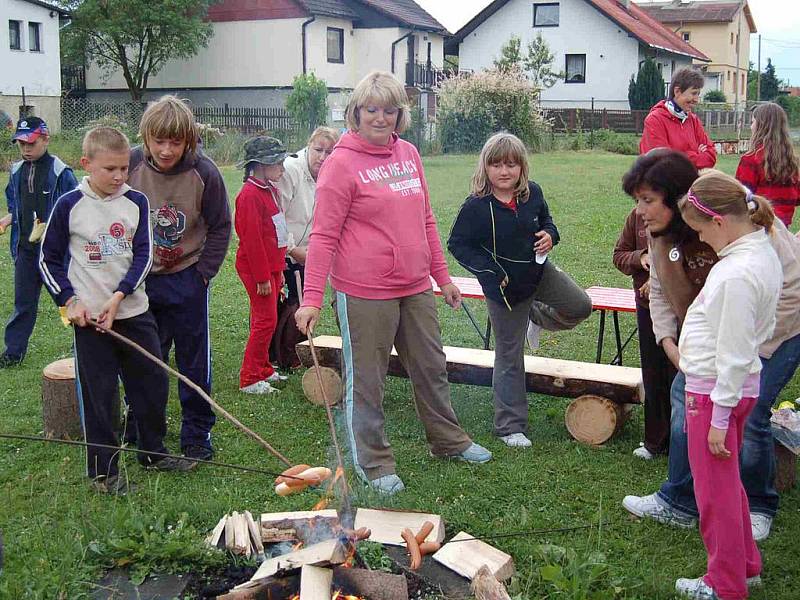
[
  {"xmin": 87, "ymin": 319, "xmax": 292, "ymax": 466},
  {"xmin": 307, "ymin": 330, "xmax": 352, "ymax": 526}
]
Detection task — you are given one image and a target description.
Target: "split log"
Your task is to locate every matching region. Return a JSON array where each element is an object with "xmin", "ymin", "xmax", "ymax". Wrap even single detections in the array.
[
  {"xmin": 262, "ymin": 527, "xmax": 298, "ymax": 543},
  {"xmin": 432, "ymin": 532, "xmax": 514, "ymax": 582},
  {"xmin": 232, "ymin": 512, "xmax": 251, "ymax": 556},
  {"xmin": 206, "ymin": 514, "xmax": 227, "ymax": 549},
  {"xmin": 564, "ymin": 395, "xmax": 635, "ymax": 445},
  {"xmin": 42, "ymin": 358, "xmax": 82, "ymax": 440},
  {"xmin": 260, "ymin": 510, "xmax": 340, "ymax": 545},
  {"xmin": 224, "ymin": 513, "xmax": 237, "ymax": 553},
  {"xmin": 301, "ymin": 367, "xmax": 342, "ymax": 406},
  {"xmin": 299, "ymin": 564, "xmax": 333, "ymax": 600},
  {"xmin": 353, "ymin": 508, "xmax": 444, "ymax": 546},
  {"xmin": 297, "ymin": 337, "xmax": 643, "ymax": 404},
  {"xmin": 471, "ymin": 565, "xmax": 511, "ymax": 600},
  {"xmin": 244, "ymin": 511, "xmax": 265, "ymax": 559},
  {"xmin": 332, "ymin": 566, "xmax": 409, "ymax": 600},
  {"xmin": 243, "ymin": 538, "xmax": 347, "ymax": 584},
  {"xmin": 775, "ymin": 441, "xmax": 797, "ymax": 492}
]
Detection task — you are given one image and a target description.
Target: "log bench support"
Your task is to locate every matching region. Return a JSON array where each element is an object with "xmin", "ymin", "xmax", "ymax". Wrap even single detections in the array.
[{"xmin": 297, "ymin": 336, "xmax": 644, "ymax": 445}]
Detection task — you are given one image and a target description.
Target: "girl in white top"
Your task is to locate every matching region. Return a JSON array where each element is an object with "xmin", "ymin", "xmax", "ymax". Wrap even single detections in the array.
[{"xmin": 674, "ymin": 171, "xmax": 782, "ymax": 600}]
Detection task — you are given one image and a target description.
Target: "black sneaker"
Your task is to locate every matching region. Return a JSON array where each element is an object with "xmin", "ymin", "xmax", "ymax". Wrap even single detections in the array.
[
  {"xmin": 0, "ymin": 353, "xmax": 22, "ymax": 368},
  {"xmin": 147, "ymin": 455, "xmax": 194, "ymax": 472},
  {"xmin": 182, "ymin": 444, "xmax": 214, "ymax": 461},
  {"xmin": 91, "ymin": 475, "xmax": 136, "ymax": 496}
]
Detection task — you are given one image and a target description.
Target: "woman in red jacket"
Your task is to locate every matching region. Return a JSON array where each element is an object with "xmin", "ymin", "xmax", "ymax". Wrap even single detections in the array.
[
  {"xmin": 640, "ymin": 68, "xmax": 717, "ymax": 170},
  {"xmin": 234, "ymin": 137, "xmax": 295, "ymax": 394}
]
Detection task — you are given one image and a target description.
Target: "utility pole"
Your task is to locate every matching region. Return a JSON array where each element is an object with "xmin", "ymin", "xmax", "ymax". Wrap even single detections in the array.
[
  {"xmin": 756, "ymin": 34, "xmax": 762, "ymax": 101},
  {"xmin": 735, "ymin": 2, "xmax": 742, "ymax": 137}
]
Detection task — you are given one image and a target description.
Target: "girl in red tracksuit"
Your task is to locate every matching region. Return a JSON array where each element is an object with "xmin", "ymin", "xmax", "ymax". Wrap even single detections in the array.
[
  {"xmin": 736, "ymin": 102, "xmax": 800, "ymax": 227},
  {"xmin": 235, "ymin": 137, "xmax": 291, "ymax": 394}
]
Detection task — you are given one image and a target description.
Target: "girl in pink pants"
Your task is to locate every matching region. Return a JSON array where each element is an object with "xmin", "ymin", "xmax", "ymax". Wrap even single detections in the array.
[{"xmin": 675, "ymin": 171, "xmax": 783, "ymax": 600}]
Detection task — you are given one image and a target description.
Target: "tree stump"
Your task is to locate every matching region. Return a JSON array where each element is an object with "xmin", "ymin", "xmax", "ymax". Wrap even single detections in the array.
[
  {"xmin": 775, "ymin": 441, "xmax": 797, "ymax": 493},
  {"xmin": 564, "ymin": 394, "xmax": 634, "ymax": 445},
  {"xmin": 301, "ymin": 367, "xmax": 342, "ymax": 407},
  {"xmin": 42, "ymin": 358, "xmax": 82, "ymax": 440}
]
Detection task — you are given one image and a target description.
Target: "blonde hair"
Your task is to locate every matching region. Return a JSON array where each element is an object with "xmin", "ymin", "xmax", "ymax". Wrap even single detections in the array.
[
  {"xmin": 749, "ymin": 102, "xmax": 800, "ymax": 185},
  {"xmin": 82, "ymin": 126, "xmax": 130, "ymax": 158},
  {"xmin": 139, "ymin": 95, "xmax": 198, "ymax": 155},
  {"xmin": 344, "ymin": 71, "xmax": 411, "ymax": 134},
  {"xmin": 471, "ymin": 133, "xmax": 530, "ymax": 201},
  {"xmin": 308, "ymin": 126, "xmax": 340, "ymax": 148},
  {"xmin": 679, "ymin": 171, "xmax": 774, "ymax": 231}
]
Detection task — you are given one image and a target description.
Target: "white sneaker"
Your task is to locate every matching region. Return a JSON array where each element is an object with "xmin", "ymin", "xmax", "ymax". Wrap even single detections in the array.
[
  {"xmin": 266, "ymin": 372, "xmax": 288, "ymax": 383},
  {"xmin": 526, "ymin": 321, "xmax": 541, "ymax": 351},
  {"xmin": 239, "ymin": 380, "xmax": 278, "ymax": 394},
  {"xmin": 622, "ymin": 493, "xmax": 697, "ymax": 529},
  {"xmin": 675, "ymin": 576, "xmax": 717, "ymax": 599},
  {"xmin": 632, "ymin": 443, "xmax": 655, "ymax": 460},
  {"xmin": 751, "ymin": 513, "xmax": 772, "ymax": 542},
  {"xmin": 500, "ymin": 433, "xmax": 532, "ymax": 448}
]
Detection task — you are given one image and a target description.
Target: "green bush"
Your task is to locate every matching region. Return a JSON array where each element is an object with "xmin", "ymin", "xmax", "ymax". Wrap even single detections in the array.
[
  {"xmin": 628, "ymin": 59, "xmax": 665, "ymax": 110},
  {"xmin": 776, "ymin": 95, "xmax": 800, "ymax": 127},
  {"xmin": 703, "ymin": 90, "xmax": 727, "ymax": 103},
  {"xmin": 286, "ymin": 73, "xmax": 329, "ymax": 131},
  {"xmin": 436, "ymin": 68, "xmax": 548, "ymax": 153},
  {"xmin": 592, "ymin": 130, "xmax": 640, "ymax": 155}
]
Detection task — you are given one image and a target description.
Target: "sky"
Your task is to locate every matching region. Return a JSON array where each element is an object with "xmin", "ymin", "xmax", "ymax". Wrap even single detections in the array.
[{"xmin": 416, "ymin": 0, "xmax": 800, "ymax": 85}]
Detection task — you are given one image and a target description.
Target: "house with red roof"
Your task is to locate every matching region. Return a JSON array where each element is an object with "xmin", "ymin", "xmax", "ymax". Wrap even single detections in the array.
[
  {"xmin": 83, "ymin": 0, "xmax": 447, "ymax": 114},
  {"xmin": 448, "ymin": 0, "xmax": 709, "ymax": 109},
  {"xmin": 636, "ymin": 1, "xmax": 756, "ymax": 105}
]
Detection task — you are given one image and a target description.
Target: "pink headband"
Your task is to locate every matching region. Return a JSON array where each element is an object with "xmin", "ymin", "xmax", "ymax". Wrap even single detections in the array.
[{"xmin": 686, "ymin": 190, "xmax": 722, "ymax": 218}]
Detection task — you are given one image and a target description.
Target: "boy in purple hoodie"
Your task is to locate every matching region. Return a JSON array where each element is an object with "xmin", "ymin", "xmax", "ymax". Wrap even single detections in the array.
[
  {"xmin": 128, "ymin": 96, "xmax": 231, "ymax": 462},
  {"xmin": 295, "ymin": 72, "xmax": 491, "ymax": 496}
]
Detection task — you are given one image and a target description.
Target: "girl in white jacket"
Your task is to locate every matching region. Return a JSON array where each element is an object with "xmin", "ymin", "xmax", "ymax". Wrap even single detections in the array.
[{"xmin": 675, "ymin": 171, "xmax": 782, "ymax": 600}]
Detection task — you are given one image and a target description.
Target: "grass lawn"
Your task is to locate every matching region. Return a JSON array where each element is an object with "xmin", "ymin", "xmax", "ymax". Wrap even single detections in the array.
[{"xmin": 0, "ymin": 151, "xmax": 798, "ymax": 599}]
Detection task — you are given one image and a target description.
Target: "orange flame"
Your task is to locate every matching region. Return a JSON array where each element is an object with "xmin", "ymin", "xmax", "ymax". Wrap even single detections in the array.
[
  {"xmin": 312, "ymin": 496, "xmax": 330, "ymax": 511},
  {"xmin": 292, "ymin": 541, "xmax": 304, "ymax": 552}
]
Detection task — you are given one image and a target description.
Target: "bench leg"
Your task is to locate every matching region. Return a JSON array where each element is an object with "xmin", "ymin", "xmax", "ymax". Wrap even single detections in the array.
[
  {"xmin": 612, "ymin": 310, "xmax": 623, "ymax": 366},
  {"xmin": 595, "ymin": 310, "xmax": 606, "ymax": 364},
  {"xmin": 484, "ymin": 317, "xmax": 492, "ymax": 351},
  {"xmin": 462, "ymin": 300, "xmax": 490, "ymax": 349}
]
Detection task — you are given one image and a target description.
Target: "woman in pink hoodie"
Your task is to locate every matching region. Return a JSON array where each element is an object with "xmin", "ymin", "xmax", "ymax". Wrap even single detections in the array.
[{"xmin": 295, "ymin": 71, "xmax": 491, "ymax": 496}]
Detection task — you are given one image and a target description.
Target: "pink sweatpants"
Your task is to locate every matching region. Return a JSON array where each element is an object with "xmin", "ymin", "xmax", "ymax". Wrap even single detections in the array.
[{"xmin": 686, "ymin": 392, "xmax": 762, "ymax": 600}]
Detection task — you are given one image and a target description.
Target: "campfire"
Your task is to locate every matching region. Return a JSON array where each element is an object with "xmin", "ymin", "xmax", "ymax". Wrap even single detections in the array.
[{"xmin": 210, "ymin": 507, "xmax": 515, "ymax": 600}]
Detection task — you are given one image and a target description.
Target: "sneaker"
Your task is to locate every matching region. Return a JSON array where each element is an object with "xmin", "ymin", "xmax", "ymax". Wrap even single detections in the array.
[
  {"xmin": 751, "ymin": 513, "xmax": 772, "ymax": 542},
  {"xmin": 675, "ymin": 577, "xmax": 717, "ymax": 599},
  {"xmin": 0, "ymin": 352, "xmax": 22, "ymax": 368},
  {"xmin": 91, "ymin": 475, "xmax": 136, "ymax": 496},
  {"xmin": 368, "ymin": 474, "xmax": 405, "ymax": 496},
  {"xmin": 147, "ymin": 455, "xmax": 194, "ymax": 472},
  {"xmin": 526, "ymin": 321, "xmax": 541, "ymax": 351},
  {"xmin": 632, "ymin": 443, "xmax": 655, "ymax": 460},
  {"xmin": 266, "ymin": 372, "xmax": 289, "ymax": 383},
  {"xmin": 454, "ymin": 442, "xmax": 492, "ymax": 463},
  {"xmin": 747, "ymin": 575, "xmax": 763, "ymax": 588},
  {"xmin": 183, "ymin": 444, "xmax": 214, "ymax": 462},
  {"xmin": 622, "ymin": 493, "xmax": 697, "ymax": 529},
  {"xmin": 500, "ymin": 433, "xmax": 532, "ymax": 448},
  {"xmin": 240, "ymin": 380, "xmax": 278, "ymax": 394}
]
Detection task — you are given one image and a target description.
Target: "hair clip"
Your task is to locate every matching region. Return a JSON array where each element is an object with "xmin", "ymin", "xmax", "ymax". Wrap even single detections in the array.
[{"xmin": 743, "ymin": 186, "xmax": 757, "ymax": 211}]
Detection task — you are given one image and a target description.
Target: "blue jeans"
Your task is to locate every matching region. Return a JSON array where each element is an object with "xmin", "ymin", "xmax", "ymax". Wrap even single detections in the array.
[
  {"xmin": 3, "ymin": 243, "xmax": 45, "ymax": 359},
  {"xmin": 658, "ymin": 333, "xmax": 800, "ymax": 518}
]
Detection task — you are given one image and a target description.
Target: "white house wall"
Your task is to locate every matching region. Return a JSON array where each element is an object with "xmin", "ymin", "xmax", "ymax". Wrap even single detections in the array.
[
  {"xmin": 1, "ymin": 0, "xmax": 62, "ymax": 97},
  {"xmin": 638, "ymin": 46, "xmax": 693, "ymax": 97},
  {"xmin": 458, "ymin": 0, "xmax": 648, "ymax": 109},
  {"xmin": 85, "ymin": 19, "xmax": 305, "ymax": 92}
]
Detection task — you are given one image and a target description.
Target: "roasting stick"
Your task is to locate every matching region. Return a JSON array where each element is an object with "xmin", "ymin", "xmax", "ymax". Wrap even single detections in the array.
[
  {"xmin": 87, "ymin": 318, "xmax": 293, "ymax": 467},
  {"xmin": 307, "ymin": 329, "xmax": 353, "ymax": 526}
]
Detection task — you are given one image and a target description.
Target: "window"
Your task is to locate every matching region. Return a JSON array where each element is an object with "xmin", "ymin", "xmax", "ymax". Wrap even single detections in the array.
[
  {"xmin": 326, "ymin": 27, "xmax": 344, "ymax": 63},
  {"xmin": 565, "ymin": 54, "xmax": 586, "ymax": 83},
  {"xmin": 533, "ymin": 3, "xmax": 559, "ymax": 27},
  {"xmin": 9, "ymin": 20, "xmax": 22, "ymax": 50},
  {"xmin": 682, "ymin": 31, "xmax": 690, "ymax": 42},
  {"xmin": 28, "ymin": 22, "xmax": 41, "ymax": 52}
]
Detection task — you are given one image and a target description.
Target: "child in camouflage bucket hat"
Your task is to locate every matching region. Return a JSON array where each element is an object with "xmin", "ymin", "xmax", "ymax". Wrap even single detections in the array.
[{"xmin": 234, "ymin": 137, "xmax": 294, "ymax": 393}]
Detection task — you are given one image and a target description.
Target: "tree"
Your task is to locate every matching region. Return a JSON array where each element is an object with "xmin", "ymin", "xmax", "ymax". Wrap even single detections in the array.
[
  {"xmin": 523, "ymin": 33, "xmax": 563, "ymax": 89},
  {"xmin": 61, "ymin": 0, "xmax": 214, "ymax": 101},
  {"xmin": 494, "ymin": 34, "xmax": 562, "ymax": 88},
  {"xmin": 628, "ymin": 59, "xmax": 665, "ymax": 110},
  {"xmin": 285, "ymin": 73, "xmax": 329, "ymax": 131},
  {"xmin": 703, "ymin": 90, "xmax": 726, "ymax": 103},
  {"xmin": 747, "ymin": 61, "xmax": 759, "ymax": 102},
  {"xmin": 494, "ymin": 36, "xmax": 523, "ymax": 73},
  {"xmin": 759, "ymin": 58, "xmax": 782, "ymax": 100}
]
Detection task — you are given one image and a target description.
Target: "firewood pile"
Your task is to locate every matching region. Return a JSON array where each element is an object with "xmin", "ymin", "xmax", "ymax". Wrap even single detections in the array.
[{"xmin": 207, "ymin": 508, "xmax": 515, "ymax": 600}]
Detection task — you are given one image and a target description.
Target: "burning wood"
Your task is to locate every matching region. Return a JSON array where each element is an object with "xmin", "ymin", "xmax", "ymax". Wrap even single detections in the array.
[{"xmin": 242, "ymin": 538, "xmax": 349, "ymax": 585}]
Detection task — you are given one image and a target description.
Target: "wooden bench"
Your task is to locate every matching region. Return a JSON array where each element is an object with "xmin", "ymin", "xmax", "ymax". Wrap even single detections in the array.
[
  {"xmin": 297, "ymin": 336, "xmax": 644, "ymax": 445},
  {"xmin": 431, "ymin": 277, "xmax": 637, "ymax": 365}
]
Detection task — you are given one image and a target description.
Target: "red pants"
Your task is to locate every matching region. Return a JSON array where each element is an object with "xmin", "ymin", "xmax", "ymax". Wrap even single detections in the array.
[
  {"xmin": 686, "ymin": 392, "xmax": 761, "ymax": 600},
  {"xmin": 238, "ymin": 270, "xmax": 282, "ymax": 387}
]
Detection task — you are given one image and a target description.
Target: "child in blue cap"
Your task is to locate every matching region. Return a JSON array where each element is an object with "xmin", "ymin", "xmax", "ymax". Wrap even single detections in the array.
[{"xmin": 1, "ymin": 117, "xmax": 78, "ymax": 366}]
